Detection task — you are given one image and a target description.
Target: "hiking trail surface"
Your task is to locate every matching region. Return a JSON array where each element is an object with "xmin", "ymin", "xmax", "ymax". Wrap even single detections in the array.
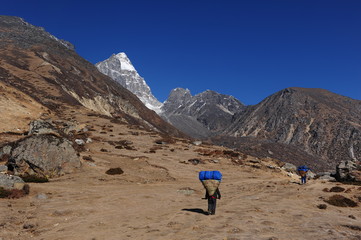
[{"xmin": 1, "ymin": 109, "xmax": 361, "ymax": 240}]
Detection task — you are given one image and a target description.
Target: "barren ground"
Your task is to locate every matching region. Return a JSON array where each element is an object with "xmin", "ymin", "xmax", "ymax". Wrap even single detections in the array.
[{"xmin": 1, "ymin": 109, "xmax": 361, "ymax": 240}]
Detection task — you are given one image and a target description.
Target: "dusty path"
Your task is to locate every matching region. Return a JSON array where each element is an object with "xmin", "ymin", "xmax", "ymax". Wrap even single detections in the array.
[
  {"xmin": 1, "ymin": 111, "xmax": 361, "ymax": 240},
  {"xmin": 2, "ymin": 165, "xmax": 360, "ymax": 240}
]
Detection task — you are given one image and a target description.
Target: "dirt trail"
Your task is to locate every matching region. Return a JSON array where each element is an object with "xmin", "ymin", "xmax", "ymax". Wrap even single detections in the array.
[{"xmin": 1, "ymin": 111, "xmax": 361, "ymax": 240}]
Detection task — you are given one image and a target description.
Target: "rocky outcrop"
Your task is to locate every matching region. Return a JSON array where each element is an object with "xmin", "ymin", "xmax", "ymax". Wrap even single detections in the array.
[
  {"xmin": 2, "ymin": 134, "xmax": 80, "ymax": 177},
  {"xmin": 335, "ymin": 160, "xmax": 361, "ymax": 182}
]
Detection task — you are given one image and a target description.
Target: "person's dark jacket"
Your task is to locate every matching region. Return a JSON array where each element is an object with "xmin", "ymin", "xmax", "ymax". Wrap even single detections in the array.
[{"xmin": 205, "ymin": 188, "xmax": 221, "ymax": 199}]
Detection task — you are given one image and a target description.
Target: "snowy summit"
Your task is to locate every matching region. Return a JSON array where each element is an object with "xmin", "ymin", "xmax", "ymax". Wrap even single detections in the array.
[{"xmin": 96, "ymin": 52, "xmax": 163, "ymax": 113}]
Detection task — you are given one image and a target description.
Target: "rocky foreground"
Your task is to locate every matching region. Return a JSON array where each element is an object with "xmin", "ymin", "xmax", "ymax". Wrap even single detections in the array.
[{"xmin": 1, "ymin": 108, "xmax": 360, "ymax": 240}]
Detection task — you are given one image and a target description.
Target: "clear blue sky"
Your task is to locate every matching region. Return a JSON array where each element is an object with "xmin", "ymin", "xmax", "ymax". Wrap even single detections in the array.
[{"xmin": 2, "ymin": 0, "xmax": 361, "ymax": 105}]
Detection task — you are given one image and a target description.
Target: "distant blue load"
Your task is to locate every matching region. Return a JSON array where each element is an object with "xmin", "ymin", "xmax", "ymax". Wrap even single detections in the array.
[
  {"xmin": 199, "ymin": 171, "xmax": 222, "ymax": 181},
  {"xmin": 297, "ymin": 165, "xmax": 309, "ymax": 172}
]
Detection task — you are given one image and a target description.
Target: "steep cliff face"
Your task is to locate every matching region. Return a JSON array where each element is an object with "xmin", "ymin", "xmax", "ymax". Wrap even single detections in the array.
[
  {"xmin": 161, "ymin": 88, "xmax": 245, "ymax": 138},
  {"xmin": 96, "ymin": 53, "xmax": 162, "ymax": 113},
  {"xmin": 0, "ymin": 16, "xmax": 185, "ymax": 137},
  {"xmin": 222, "ymin": 87, "xmax": 361, "ymax": 168}
]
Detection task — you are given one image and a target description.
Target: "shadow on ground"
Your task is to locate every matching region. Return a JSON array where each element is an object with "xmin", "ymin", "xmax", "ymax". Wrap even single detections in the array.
[{"xmin": 182, "ymin": 208, "xmax": 208, "ymax": 215}]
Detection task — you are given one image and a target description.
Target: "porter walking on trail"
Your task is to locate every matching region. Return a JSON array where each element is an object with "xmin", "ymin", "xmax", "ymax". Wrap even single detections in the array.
[
  {"xmin": 199, "ymin": 171, "xmax": 222, "ymax": 215},
  {"xmin": 205, "ymin": 187, "xmax": 221, "ymax": 215},
  {"xmin": 297, "ymin": 165, "xmax": 309, "ymax": 185}
]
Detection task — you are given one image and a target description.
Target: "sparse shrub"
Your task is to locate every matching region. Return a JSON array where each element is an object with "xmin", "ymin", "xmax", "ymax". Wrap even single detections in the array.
[
  {"xmin": 324, "ymin": 195, "xmax": 358, "ymax": 207},
  {"xmin": 20, "ymin": 174, "xmax": 48, "ymax": 183},
  {"xmin": 223, "ymin": 150, "xmax": 240, "ymax": 158},
  {"xmin": 82, "ymin": 155, "xmax": 94, "ymax": 162},
  {"xmin": 0, "ymin": 185, "xmax": 29, "ymax": 199},
  {"xmin": 100, "ymin": 148, "xmax": 108, "ymax": 152},
  {"xmin": 105, "ymin": 167, "xmax": 124, "ymax": 175},
  {"xmin": 323, "ymin": 188, "xmax": 329, "ymax": 192},
  {"xmin": 329, "ymin": 186, "xmax": 345, "ymax": 192},
  {"xmin": 317, "ymin": 204, "xmax": 327, "ymax": 209}
]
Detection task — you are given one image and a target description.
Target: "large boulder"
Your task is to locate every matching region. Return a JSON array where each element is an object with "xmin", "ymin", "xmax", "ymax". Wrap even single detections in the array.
[
  {"xmin": 2, "ymin": 134, "xmax": 80, "ymax": 177},
  {"xmin": 334, "ymin": 160, "xmax": 361, "ymax": 182}
]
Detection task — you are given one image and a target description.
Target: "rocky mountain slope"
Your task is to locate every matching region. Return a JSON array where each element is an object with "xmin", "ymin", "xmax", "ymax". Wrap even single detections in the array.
[
  {"xmin": 219, "ymin": 87, "xmax": 361, "ymax": 171},
  {"xmin": 0, "ymin": 16, "xmax": 184, "ymax": 138},
  {"xmin": 161, "ymin": 88, "xmax": 245, "ymax": 138},
  {"xmin": 96, "ymin": 53, "xmax": 245, "ymax": 138},
  {"xmin": 96, "ymin": 53, "xmax": 163, "ymax": 113}
]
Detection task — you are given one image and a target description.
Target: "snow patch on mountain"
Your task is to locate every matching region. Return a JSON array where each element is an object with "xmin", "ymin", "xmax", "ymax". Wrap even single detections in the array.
[{"xmin": 96, "ymin": 52, "xmax": 163, "ymax": 113}]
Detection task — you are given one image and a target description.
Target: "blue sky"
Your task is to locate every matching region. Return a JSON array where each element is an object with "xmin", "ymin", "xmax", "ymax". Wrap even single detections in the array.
[{"xmin": 2, "ymin": 0, "xmax": 361, "ymax": 105}]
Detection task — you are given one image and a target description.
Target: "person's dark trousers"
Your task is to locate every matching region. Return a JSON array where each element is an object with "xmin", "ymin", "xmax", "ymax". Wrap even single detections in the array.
[
  {"xmin": 301, "ymin": 176, "xmax": 306, "ymax": 184},
  {"xmin": 208, "ymin": 197, "xmax": 217, "ymax": 215}
]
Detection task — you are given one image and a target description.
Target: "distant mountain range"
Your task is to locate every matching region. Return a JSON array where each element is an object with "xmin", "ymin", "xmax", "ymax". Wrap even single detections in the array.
[
  {"xmin": 97, "ymin": 53, "xmax": 361, "ymax": 171},
  {"xmin": 96, "ymin": 53, "xmax": 245, "ymax": 138}
]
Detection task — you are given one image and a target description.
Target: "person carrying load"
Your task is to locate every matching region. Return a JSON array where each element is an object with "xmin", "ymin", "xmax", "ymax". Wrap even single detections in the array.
[
  {"xmin": 297, "ymin": 165, "xmax": 309, "ymax": 185},
  {"xmin": 199, "ymin": 171, "xmax": 222, "ymax": 215}
]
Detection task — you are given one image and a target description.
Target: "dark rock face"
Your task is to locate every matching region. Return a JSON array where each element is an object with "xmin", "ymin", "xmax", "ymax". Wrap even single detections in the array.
[
  {"xmin": 335, "ymin": 160, "xmax": 361, "ymax": 182},
  {"xmin": 3, "ymin": 134, "xmax": 80, "ymax": 177},
  {"xmin": 161, "ymin": 88, "xmax": 245, "ymax": 138},
  {"xmin": 220, "ymin": 87, "xmax": 361, "ymax": 170},
  {"xmin": 0, "ymin": 15, "xmax": 185, "ymax": 138}
]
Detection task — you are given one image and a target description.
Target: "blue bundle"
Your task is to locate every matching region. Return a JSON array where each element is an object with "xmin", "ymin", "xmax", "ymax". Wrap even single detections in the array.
[{"xmin": 199, "ymin": 171, "xmax": 222, "ymax": 181}]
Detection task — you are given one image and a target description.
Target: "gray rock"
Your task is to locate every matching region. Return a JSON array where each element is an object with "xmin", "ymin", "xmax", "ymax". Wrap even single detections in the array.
[
  {"xmin": 4, "ymin": 134, "xmax": 80, "ymax": 177},
  {"xmin": 192, "ymin": 141, "xmax": 202, "ymax": 146},
  {"xmin": 75, "ymin": 139, "xmax": 85, "ymax": 145},
  {"xmin": 0, "ymin": 165, "xmax": 7, "ymax": 173},
  {"xmin": 0, "ymin": 173, "xmax": 24, "ymax": 189},
  {"xmin": 35, "ymin": 193, "xmax": 48, "ymax": 200},
  {"xmin": 29, "ymin": 120, "xmax": 58, "ymax": 135},
  {"xmin": 307, "ymin": 170, "xmax": 316, "ymax": 179},
  {"xmin": 335, "ymin": 159, "xmax": 361, "ymax": 182},
  {"xmin": 281, "ymin": 163, "xmax": 297, "ymax": 173}
]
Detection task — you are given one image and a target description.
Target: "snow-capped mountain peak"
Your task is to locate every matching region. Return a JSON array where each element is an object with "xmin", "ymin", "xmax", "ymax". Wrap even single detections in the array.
[
  {"xmin": 96, "ymin": 53, "xmax": 163, "ymax": 113},
  {"xmin": 112, "ymin": 52, "xmax": 136, "ymax": 72}
]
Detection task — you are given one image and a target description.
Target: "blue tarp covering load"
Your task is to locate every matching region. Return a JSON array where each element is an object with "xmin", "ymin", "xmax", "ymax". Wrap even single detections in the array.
[
  {"xmin": 199, "ymin": 171, "xmax": 222, "ymax": 196},
  {"xmin": 297, "ymin": 165, "xmax": 309, "ymax": 172},
  {"xmin": 199, "ymin": 171, "xmax": 222, "ymax": 181}
]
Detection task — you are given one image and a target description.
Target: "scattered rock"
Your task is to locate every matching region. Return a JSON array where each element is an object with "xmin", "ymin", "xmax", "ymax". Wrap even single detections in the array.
[
  {"xmin": 0, "ymin": 165, "xmax": 7, "ymax": 173},
  {"xmin": 0, "ymin": 173, "xmax": 24, "ymax": 189},
  {"xmin": 35, "ymin": 193, "xmax": 48, "ymax": 200},
  {"xmin": 177, "ymin": 187, "xmax": 195, "ymax": 195},
  {"xmin": 23, "ymin": 223, "xmax": 36, "ymax": 229},
  {"xmin": 208, "ymin": 159, "xmax": 219, "ymax": 164},
  {"xmin": 188, "ymin": 159, "xmax": 204, "ymax": 165},
  {"xmin": 29, "ymin": 120, "xmax": 58, "ymax": 136},
  {"xmin": 75, "ymin": 139, "xmax": 85, "ymax": 145},
  {"xmin": 349, "ymin": 215, "xmax": 356, "ymax": 220},
  {"xmin": 281, "ymin": 163, "xmax": 297, "ymax": 173}
]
